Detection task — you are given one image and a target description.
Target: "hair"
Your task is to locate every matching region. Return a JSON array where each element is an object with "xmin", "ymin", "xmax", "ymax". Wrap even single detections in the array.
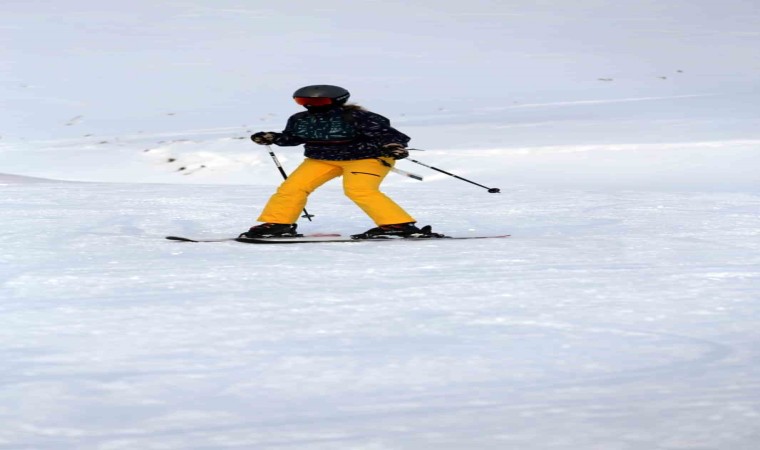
[{"xmin": 342, "ymin": 103, "xmax": 366, "ymax": 111}]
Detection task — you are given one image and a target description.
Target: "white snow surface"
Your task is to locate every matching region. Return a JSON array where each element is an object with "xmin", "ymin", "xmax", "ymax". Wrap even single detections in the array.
[{"xmin": 2, "ymin": 1, "xmax": 760, "ymax": 449}]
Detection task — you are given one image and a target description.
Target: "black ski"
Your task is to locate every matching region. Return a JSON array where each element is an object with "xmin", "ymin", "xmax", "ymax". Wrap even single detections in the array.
[
  {"xmin": 166, "ymin": 234, "xmax": 509, "ymax": 244},
  {"xmin": 165, "ymin": 233, "xmax": 341, "ymax": 243},
  {"xmin": 166, "ymin": 236, "xmax": 236, "ymax": 242},
  {"xmin": 234, "ymin": 235, "xmax": 509, "ymax": 244}
]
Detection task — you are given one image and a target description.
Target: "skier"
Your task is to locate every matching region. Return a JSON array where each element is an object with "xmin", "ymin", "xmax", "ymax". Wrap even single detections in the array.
[{"xmin": 242, "ymin": 84, "xmax": 442, "ymax": 239}]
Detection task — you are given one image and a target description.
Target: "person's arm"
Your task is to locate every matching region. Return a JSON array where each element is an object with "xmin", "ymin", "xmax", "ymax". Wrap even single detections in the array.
[
  {"xmin": 353, "ymin": 111, "xmax": 410, "ymax": 147},
  {"xmin": 250, "ymin": 115, "xmax": 305, "ymax": 146}
]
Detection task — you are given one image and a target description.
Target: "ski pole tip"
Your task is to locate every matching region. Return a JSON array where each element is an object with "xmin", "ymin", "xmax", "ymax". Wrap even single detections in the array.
[{"xmin": 488, "ymin": 188, "xmax": 501, "ymax": 193}]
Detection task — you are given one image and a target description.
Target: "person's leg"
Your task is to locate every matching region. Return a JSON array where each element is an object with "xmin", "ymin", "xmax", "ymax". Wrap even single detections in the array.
[
  {"xmin": 257, "ymin": 159, "xmax": 341, "ymax": 224},
  {"xmin": 340, "ymin": 158, "xmax": 415, "ymax": 225}
]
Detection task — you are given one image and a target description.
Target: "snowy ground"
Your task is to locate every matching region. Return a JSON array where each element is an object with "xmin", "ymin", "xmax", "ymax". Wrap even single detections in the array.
[
  {"xmin": 2, "ymin": 1, "xmax": 760, "ymax": 449},
  {"xmin": 2, "ymin": 144, "xmax": 760, "ymax": 449}
]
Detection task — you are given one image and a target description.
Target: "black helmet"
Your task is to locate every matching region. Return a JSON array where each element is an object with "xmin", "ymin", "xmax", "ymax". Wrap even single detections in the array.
[{"xmin": 293, "ymin": 85, "xmax": 350, "ymax": 106}]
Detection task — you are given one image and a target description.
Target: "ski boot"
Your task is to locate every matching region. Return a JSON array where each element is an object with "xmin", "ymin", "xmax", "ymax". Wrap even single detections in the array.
[
  {"xmin": 239, "ymin": 223, "xmax": 300, "ymax": 239},
  {"xmin": 351, "ymin": 222, "xmax": 446, "ymax": 239}
]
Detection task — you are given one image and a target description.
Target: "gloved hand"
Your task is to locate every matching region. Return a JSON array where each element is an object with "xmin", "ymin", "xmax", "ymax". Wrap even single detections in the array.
[
  {"xmin": 251, "ymin": 132, "xmax": 280, "ymax": 145},
  {"xmin": 381, "ymin": 143, "xmax": 409, "ymax": 160}
]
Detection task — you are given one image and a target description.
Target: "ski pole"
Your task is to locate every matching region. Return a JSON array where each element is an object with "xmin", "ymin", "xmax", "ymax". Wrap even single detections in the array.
[
  {"xmin": 407, "ymin": 158, "xmax": 501, "ymax": 193},
  {"xmin": 375, "ymin": 158, "xmax": 424, "ymax": 181},
  {"xmin": 264, "ymin": 145, "xmax": 314, "ymax": 221}
]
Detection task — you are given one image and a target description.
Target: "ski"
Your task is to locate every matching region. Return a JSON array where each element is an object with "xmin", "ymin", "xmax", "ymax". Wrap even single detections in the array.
[
  {"xmin": 166, "ymin": 236, "xmax": 236, "ymax": 242},
  {"xmin": 234, "ymin": 235, "xmax": 510, "ymax": 244},
  {"xmin": 165, "ymin": 233, "xmax": 341, "ymax": 243},
  {"xmin": 167, "ymin": 234, "xmax": 509, "ymax": 244}
]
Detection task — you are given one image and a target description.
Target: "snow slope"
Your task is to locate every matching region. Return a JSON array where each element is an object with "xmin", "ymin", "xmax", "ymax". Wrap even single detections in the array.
[
  {"xmin": 2, "ymin": 169, "xmax": 759, "ymax": 450},
  {"xmin": 2, "ymin": 1, "xmax": 760, "ymax": 449}
]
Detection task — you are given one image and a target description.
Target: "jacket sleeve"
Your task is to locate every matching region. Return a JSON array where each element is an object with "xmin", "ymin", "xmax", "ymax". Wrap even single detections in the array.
[
  {"xmin": 354, "ymin": 111, "xmax": 411, "ymax": 147},
  {"xmin": 272, "ymin": 115, "xmax": 305, "ymax": 146}
]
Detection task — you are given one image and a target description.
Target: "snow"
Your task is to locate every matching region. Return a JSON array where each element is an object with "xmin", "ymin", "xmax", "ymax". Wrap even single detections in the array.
[{"xmin": 2, "ymin": 1, "xmax": 760, "ymax": 449}]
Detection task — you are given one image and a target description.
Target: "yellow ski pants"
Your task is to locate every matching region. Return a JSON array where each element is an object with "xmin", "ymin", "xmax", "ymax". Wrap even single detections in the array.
[{"xmin": 257, "ymin": 157, "xmax": 415, "ymax": 225}]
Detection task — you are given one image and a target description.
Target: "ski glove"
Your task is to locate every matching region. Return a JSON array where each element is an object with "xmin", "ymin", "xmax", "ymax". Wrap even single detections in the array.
[
  {"xmin": 381, "ymin": 143, "xmax": 409, "ymax": 160},
  {"xmin": 251, "ymin": 132, "xmax": 280, "ymax": 145}
]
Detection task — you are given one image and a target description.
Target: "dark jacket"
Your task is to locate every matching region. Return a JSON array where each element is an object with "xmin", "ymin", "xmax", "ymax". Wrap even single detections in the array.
[{"xmin": 272, "ymin": 106, "xmax": 410, "ymax": 161}]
